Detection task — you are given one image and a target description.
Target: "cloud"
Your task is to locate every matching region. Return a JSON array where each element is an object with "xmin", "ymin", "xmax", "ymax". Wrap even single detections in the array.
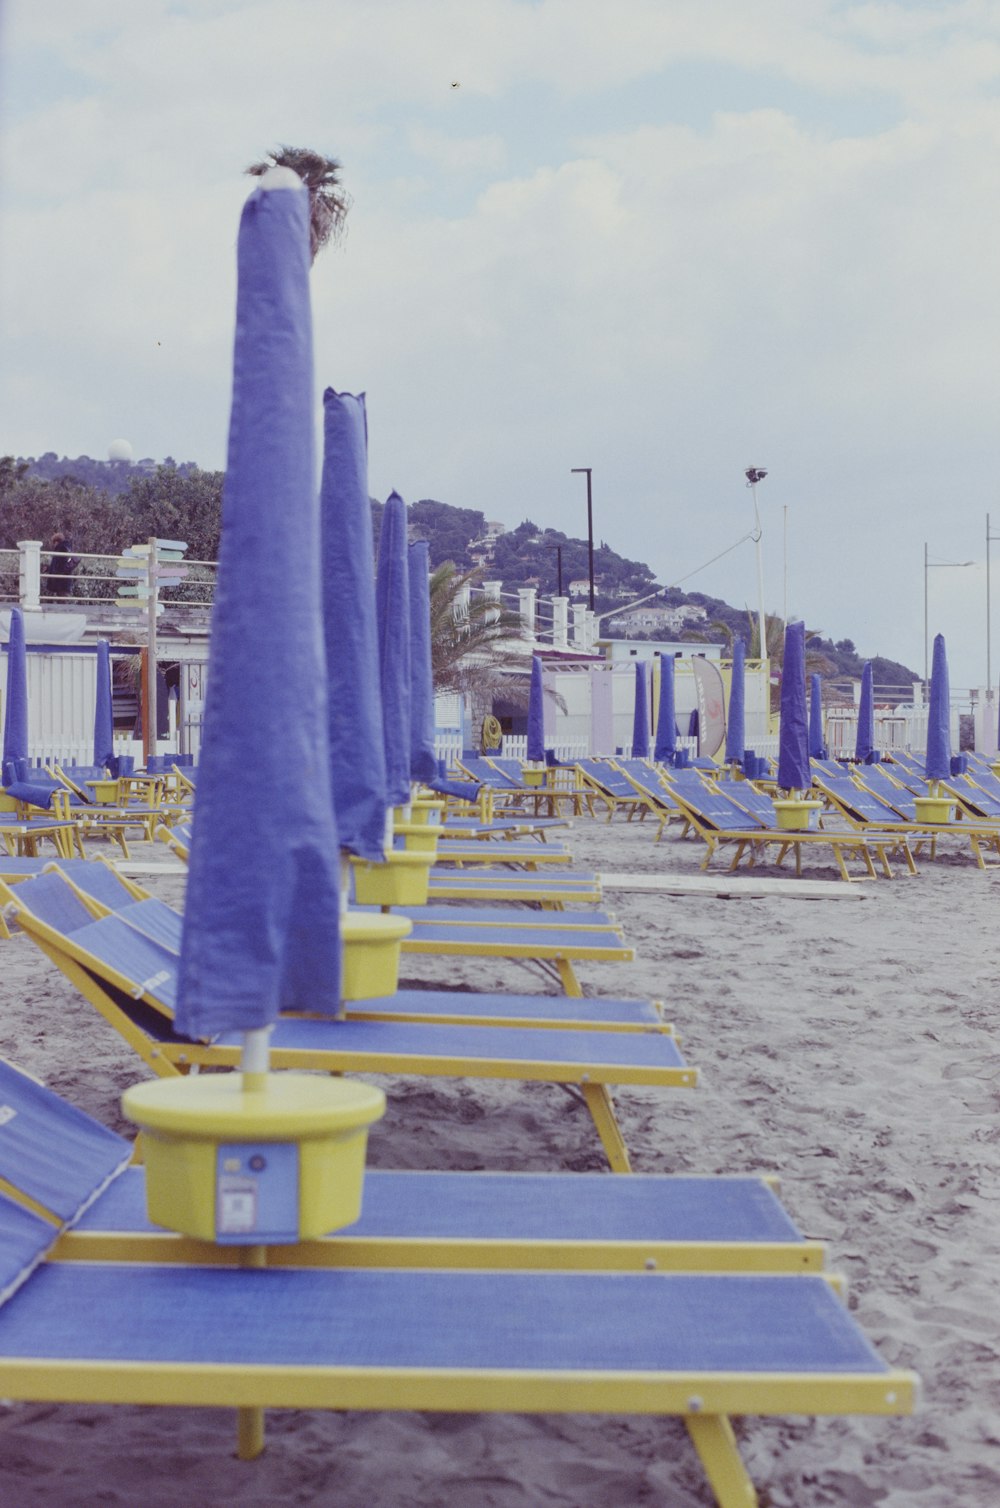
[{"xmin": 5, "ymin": 0, "xmax": 1000, "ymax": 682}]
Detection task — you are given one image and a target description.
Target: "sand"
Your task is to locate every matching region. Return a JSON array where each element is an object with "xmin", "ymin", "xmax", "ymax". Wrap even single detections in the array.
[{"xmin": 0, "ymin": 819, "xmax": 998, "ymax": 1506}]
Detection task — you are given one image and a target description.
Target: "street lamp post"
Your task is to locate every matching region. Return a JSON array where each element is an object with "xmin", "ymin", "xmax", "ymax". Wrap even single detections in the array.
[
  {"xmin": 924, "ymin": 542, "xmax": 974, "ymax": 690},
  {"xmin": 744, "ymin": 467, "xmax": 768, "ymax": 662},
  {"xmin": 570, "ymin": 467, "xmax": 595, "ymax": 611},
  {"xmin": 987, "ymin": 513, "xmax": 1000, "ymax": 691}
]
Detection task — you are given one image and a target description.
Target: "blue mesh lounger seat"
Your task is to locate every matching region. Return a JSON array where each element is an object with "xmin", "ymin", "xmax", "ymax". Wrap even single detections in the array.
[
  {"xmin": 0, "ymin": 877, "xmax": 693, "ymax": 1172},
  {"xmin": 0, "ymin": 1189, "xmax": 918, "ymax": 1505}
]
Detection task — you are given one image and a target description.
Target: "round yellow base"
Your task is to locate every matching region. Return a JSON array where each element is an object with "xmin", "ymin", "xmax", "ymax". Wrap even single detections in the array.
[
  {"xmin": 522, "ymin": 766, "xmax": 546, "ymax": 786},
  {"xmin": 393, "ymin": 824, "xmax": 440, "ymax": 854},
  {"xmin": 341, "ymin": 909, "xmax": 412, "ymax": 999},
  {"xmin": 913, "ymin": 796, "xmax": 956, "ymax": 824},
  {"xmin": 122, "ymin": 1074, "xmax": 385, "ymax": 1244},
  {"xmin": 772, "ymin": 799, "xmax": 823, "ymax": 831},
  {"xmin": 89, "ymin": 780, "xmax": 120, "ymax": 805},
  {"xmin": 409, "ymin": 799, "xmax": 445, "ymax": 825},
  {"xmin": 350, "ymin": 851, "xmax": 434, "ymax": 905}
]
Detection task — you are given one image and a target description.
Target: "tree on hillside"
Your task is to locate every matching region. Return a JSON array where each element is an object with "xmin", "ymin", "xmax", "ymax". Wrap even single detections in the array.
[{"xmin": 246, "ymin": 146, "xmax": 349, "ymax": 262}]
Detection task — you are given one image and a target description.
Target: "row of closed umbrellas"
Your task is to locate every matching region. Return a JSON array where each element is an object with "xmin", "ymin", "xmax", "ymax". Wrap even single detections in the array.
[{"xmin": 543, "ymin": 625, "xmax": 955, "ymax": 780}]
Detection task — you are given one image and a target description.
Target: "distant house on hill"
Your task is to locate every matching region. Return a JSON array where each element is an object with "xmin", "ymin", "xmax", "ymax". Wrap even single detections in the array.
[{"xmin": 608, "ymin": 604, "xmax": 706, "ymax": 633}]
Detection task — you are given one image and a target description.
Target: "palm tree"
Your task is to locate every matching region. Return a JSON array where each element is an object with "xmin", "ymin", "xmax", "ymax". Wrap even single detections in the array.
[
  {"xmin": 428, "ymin": 561, "xmax": 537, "ymax": 736},
  {"xmin": 748, "ymin": 612, "xmax": 837, "ymax": 711},
  {"xmin": 245, "ymin": 147, "xmax": 349, "ymax": 262}
]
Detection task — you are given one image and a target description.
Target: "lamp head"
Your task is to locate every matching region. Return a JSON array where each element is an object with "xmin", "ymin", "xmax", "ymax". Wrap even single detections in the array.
[{"xmin": 745, "ymin": 466, "xmax": 767, "ymax": 485}]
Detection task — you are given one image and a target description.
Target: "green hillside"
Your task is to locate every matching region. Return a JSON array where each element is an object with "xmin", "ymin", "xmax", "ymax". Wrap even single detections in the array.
[{"xmin": 1, "ymin": 456, "xmax": 918, "ymax": 683}]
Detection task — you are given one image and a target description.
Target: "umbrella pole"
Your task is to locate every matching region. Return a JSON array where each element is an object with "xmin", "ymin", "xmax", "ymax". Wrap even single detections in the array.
[
  {"xmin": 236, "ymin": 1241, "xmax": 267, "ymax": 1458},
  {"xmin": 240, "ymin": 1025, "xmax": 271, "ymax": 1092},
  {"xmin": 238, "ymin": 1027, "xmax": 271, "ymax": 1453}
]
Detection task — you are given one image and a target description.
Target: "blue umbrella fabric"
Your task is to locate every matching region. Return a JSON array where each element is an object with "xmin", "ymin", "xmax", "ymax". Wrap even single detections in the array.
[
  {"xmin": 320, "ymin": 388, "xmax": 387, "ymax": 862},
  {"xmin": 808, "ymin": 673, "xmax": 827, "ymax": 759},
  {"xmin": 777, "ymin": 620, "xmax": 810, "ymax": 792},
  {"xmin": 2, "ymin": 606, "xmax": 29, "ymax": 780},
  {"xmin": 375, "ymin": 492, "xmax": 412, "ymax": 807},
  {"xmin": 408, "ymin": 539, "xmax": 438, "ymax": 785},
  {"xmin": 724, "ymin": 638, "xmax": 746, "ymax": 764},
  {"xmin": 176, "ymin": 170, "xmax": 343, "ymax": 1038},
  {"xmin": 855, "ymin": 661, "xmax": 875, "ymax": 763},
  {"xmin": 527, "ymin": 655, "xmax": 545, "ymax": 762},
  {"xmin": 631, "ymin": 661, "xmax": 650, "ymax": 759},
  {"xmin": 654, "ymin": 655, "xmax": 677, "ymax": 763},
  {"xmin": 93, "ymin": 639, "xmax": 114, "ymax": 771},
  {"xmin": 925, "ymin": 633, "xmax": 952, "ymax": 783}
]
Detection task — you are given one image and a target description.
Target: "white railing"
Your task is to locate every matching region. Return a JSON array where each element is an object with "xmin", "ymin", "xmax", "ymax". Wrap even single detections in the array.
[
  {"xmin": 434, "ymin": 731, "xmax": 464, "ymax": 765},
  {"xmin": 500, "ymin": 735, "xmax": 590, "ymax": 762}
]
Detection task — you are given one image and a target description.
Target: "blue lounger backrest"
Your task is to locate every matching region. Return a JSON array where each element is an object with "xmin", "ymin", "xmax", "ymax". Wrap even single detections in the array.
[
  {"xmin": 0, "ymin": 1194, "xmax": 60, "ymax": 1306},
  {"xmin": 821, "ymin": 777, "xmax": 901, "ymax": 824},
  {"xmin": 8, "ymin": 872, "xmax": 99, "ymax": 935},
  {"xmin": 0, "ymin": 1058, "xmax": 131, "ymax": 1223}
]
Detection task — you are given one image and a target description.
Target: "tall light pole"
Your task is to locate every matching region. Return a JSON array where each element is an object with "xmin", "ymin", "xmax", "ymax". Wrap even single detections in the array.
[
  {"xmin": 924, "ymin": 542, "xmax": 973, "ymax": 690},
  {"xmin": 745, "ymin": 466, "xmax": 768, "ymax": 661},
  {"xmin": 987, "ymin": 513, "xmax": 1000, "ymax": 691},
  {"xmin": 570, "ymin": 467, "xmax": 595, "ymax": 611}
]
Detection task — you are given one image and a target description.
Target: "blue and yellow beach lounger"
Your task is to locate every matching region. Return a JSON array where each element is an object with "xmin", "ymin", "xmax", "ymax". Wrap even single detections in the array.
[
  {"xmin": 0, "ymin": 1192, "xmax": 918, "ymax": 1507},
  {"xmin": 0, "ymin": 884, "xmax": 692, "ymax": 1171},
  {"xmin": 0, "ymin": 1057, "xmax": 815, "ymax": 1276},
  {"xmin": 31, "ymin": 864, "xmax": 633, "ymax": 999}
]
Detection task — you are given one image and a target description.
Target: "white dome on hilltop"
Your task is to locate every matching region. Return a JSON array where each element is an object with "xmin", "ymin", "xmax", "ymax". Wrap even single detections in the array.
[{"xmin": 108, "ymin": 438, "xmax": 133, "ymax": 461}]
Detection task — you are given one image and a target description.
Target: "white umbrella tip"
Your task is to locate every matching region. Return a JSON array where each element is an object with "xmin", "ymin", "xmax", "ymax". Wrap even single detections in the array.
[{"xmin": 255, "ymin": 165, "xmax": 306, "ymax": 193}]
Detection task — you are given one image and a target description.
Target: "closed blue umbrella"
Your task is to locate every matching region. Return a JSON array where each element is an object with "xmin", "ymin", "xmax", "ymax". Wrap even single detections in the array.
[
  {"xmin": 724, "ymin": 638, "xmax": 746, "ymax": 765},
  {"xmin": 855, "ymin": 661, "xmax": 875, "ymax": 763},
  {"xmin": 2, "ymin": 607, "xmax": 29, "ymax": 781},
  {"xmin": 808, "ymin": 673, "xmax": 827, "ymax": 759},
  {"xmin": 526, "ymin": 655, "xmax": 545, "ymax": 762},
  {"xmin": 320, "ymin": 389, "xmax": 387, "ymax": 861},
  {"xmin": 93, "ymin": 639, "xmax": 114, "ymax": 771},
  {"xmin": 176, "ymin": 170, "xmax": 343, "ymax": 1040},
  {"xmin": 408, "ymin": 540, "xmax": 437, "ymax": 784},
  {"xmin": 925, "ymin": 633, "xmax": 952, "ymax": 785},
  {"xmin": 777, "ymin": 620, "xmax": 809, "ymax": 791},
  {"xmin": 653, "ymin": 655, "xmax": 676, "ymax": 764},
  {"xmin": 375, "ymin": 492, "xmax": 411, "ymax": 807},
  {"xmin": 631, "ymin": 661, "xmax": 650, "ymax": 759}
]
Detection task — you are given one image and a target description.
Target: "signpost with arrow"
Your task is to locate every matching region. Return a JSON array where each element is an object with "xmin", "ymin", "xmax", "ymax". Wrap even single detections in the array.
[{"xmin": 115, "ymin": 537, "xmax": 189, "ymax": 759}]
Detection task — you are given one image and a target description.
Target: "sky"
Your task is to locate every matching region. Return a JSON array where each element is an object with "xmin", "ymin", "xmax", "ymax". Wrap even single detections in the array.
[{"xmin": 3, "ymin": 0, "xmax": 1000, "ymax": 689}]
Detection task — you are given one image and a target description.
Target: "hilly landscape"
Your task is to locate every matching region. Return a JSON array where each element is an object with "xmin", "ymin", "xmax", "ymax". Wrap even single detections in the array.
[{"xmin": 2, "ymin": 452, "xmax": 918, "ymax": 685}]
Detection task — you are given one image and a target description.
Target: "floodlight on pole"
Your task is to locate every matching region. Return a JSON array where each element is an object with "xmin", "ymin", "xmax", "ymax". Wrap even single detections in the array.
[{"xmin": 744, "ymin": 466, "xmax": 768, "ymax": 663}]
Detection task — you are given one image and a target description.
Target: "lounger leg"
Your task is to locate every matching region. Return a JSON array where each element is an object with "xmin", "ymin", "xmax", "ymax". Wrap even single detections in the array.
[
  {"xmin": 580, "ymin": 1083, "xmax": 632, "ymax": 1173},
  {"xmin": 685, "ymin": 1414, "xmax": 758, "ymax": 1507},
  {"xmin": 554, "ymin": 957, "xmax": 583, "ymax": 997}
]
